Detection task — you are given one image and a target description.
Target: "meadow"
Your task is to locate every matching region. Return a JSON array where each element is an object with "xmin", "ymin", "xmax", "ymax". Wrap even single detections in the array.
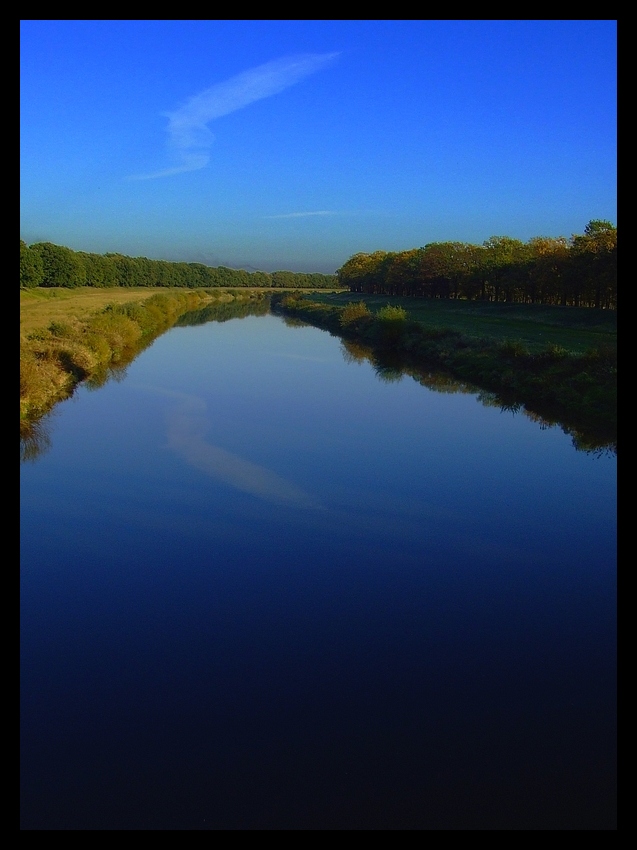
[{"xmin": 304, "ymin": 291, "xmax": 617, "ymax": 355}]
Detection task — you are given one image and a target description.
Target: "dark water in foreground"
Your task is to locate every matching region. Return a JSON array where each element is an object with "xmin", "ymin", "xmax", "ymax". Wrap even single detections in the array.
[{"xmin": 20, "ymin": 311, "xmax": 616, "ymax": 829}]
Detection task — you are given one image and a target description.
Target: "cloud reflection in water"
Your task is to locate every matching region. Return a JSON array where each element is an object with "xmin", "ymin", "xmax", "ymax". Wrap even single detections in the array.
[{"xmin": 165, "ymin": 392, "xmax": 322, "ymax": 509}]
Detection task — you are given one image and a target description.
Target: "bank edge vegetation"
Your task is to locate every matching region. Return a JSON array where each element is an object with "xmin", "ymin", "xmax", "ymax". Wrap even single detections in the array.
[
  {"xmin": 20, "ymin": 219, "xmax": 616, "ymax": 452},
  {"xmin": 271, "ymin": 291, "xmax": 616, "ymax": 453},
  {"xmin": 20, "ymin": 289, "xmax": 264, "ymax": 428}
]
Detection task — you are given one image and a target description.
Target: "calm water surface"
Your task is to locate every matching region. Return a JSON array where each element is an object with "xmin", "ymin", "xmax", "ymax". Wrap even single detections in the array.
[{"xmin": 20, "ymin": 311, "xmax": 616, "ymax": 829}]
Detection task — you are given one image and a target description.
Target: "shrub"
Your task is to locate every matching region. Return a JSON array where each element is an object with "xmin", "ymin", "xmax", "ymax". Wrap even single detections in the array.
[
  {"xmin": 48, "ymin": 320, "xmax": 73, "ymax": 337},
  {"xmin": 20, "ymin": 289, "xmax": 209, "ymax": 424},
  {"xmin": 27, "ymin": 328, "xmax": 51, "ymax": 342},
  {"xmin": 55, "ymin": 346, "xmax": 95, "ymax": 380},
  {"xmin": 279, "ymin": 292, "xmax": 304, "ymax": 308},
  {"xmin": 535, "ymin": 343, "xmax": 569, "ymax": 363},
  {"xmin": 499, "ymin": 339, "xmax": 528, "ymax": 358},
  {"xmin": 83, "ymin": 331, "xmax": 113, "ymax": 362},
  {"xmin": 20, "ymin": 349, "xmax": 71, "ymax": 416},
  {"xmin": 340, "ymin": 301, "xmax": 371, "ymax": 326},
  {"xmin": 86, "ymin": 314, "xmax": 142, "ymax": 357},
  {"xmin": 376, "ymin": 304, "xmax": 407, "ymax": 321}
]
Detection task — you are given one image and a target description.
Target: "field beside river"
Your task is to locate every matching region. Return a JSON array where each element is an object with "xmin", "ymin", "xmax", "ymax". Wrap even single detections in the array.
[{"xmin": 305, "ymin": 292, "xmax": 616, "ymax": 355}]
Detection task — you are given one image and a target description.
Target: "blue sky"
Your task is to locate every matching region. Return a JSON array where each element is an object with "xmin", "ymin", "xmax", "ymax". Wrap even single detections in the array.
[{"xmin": 20, "ymin": 20, "xmax": 616, "ymax": 274}]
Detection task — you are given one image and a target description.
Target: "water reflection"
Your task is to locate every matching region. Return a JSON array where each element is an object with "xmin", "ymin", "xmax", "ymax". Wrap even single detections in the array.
[
  {"xmin": 175, "ymin": 295, "xmax": 269, "ymax": 327},
  {"xmin": 20, "ymin": 297, "xmax": 616, "ymax": 461},
  {"xmin": 20, "ymin": 414, "xmax": 54, "ymax": 463},
  {"xmin": 20, "ymin": 303, "xmax": 617, "ymax": 830},
  {"xmin": 339, "ymin": 338, "xmax": 617, "ymax": 456},
  {"xmin": 165, "ymin": 390, "xmax": 324, "ymax": 508},
  {"xmin": 19, "ymin": 296, "xmax": 272, "ymax": 463}
]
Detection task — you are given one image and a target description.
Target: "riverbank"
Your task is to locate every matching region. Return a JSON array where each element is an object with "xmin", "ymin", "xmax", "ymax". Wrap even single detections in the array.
[
  {"xmin": 19, "ymin": 288, "xmax": 265, "ymax": 428},
  {"xmin": 271, "ymin": 293, "xmax": 617, "ymax": 453},
  {"xmin": 20, "ymin": 287, "xmax": 617, "ymax": 454}
]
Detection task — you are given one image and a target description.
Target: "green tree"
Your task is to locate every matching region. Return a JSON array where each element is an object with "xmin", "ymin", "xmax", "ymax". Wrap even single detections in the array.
[
  {"xmin": 481, "ymin": 236, "xmax": 528, "ymax": 302},
  {"xmin": 76, "ymin": 252, "xmax": 118, "ymax": 287},
  {"xmin": 105, "ymin": 253, "xmax": 139, "ymax": 287},
  {"xmin": 419, "ymin": 242, "xmax": 478, "ymax": 299},
  {"xmin": 20, "ymin": 240, "xmax": 44, "ymax": 288},
  {"xmin": 30, "ymin": 242, "xmax": 85, "ymax": 288},
  {"xmin": 337, "ymin": 251, "xmax": 390, "ymax": 293}
]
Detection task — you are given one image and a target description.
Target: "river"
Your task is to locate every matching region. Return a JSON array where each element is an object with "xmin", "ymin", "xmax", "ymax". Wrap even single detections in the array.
[{"xmin": 20, "ymin": 306, "xmax": 617, "ymax": 829}]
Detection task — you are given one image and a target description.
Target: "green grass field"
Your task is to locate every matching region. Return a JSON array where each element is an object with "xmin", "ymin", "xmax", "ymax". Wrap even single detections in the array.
[{"xmin": 305, "ymin": 292, "xmax": 616, "ymax": 354}]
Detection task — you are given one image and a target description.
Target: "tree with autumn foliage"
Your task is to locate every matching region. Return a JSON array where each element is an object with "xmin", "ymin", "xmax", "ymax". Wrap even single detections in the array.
[
  {"xmin": 570, "ymin": 220, "xmax": 617, "ymax": 309},
  {"xmin": 525, "ymin": 237, "xmax": 570, "ymax": 304},
  {"xmin": 336, "ymin": 220, "xmax": 616, "ymax": 308}
]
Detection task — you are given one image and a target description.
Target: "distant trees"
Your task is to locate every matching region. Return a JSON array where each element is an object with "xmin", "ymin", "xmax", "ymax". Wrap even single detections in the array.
[
  {"xmin": 569, "ymin": 220, "xmax": 617, "ymax": 309},
  {"xmin": 30, "ymin": 242, "xmax": 86, "ymax": 288},
  {"xmin": 20, "ymin": 220, "xmax": 617, "ymax": 307},
  {"xmin": 525, "ymin": 236, "xmax": 570, "ymax": 305},
  {"xmin": 20, "ymin": 241, "xmax": 44, "ymax": 288},
  {"xmin": 76, "ymin": 252, "xmax": 119, "ymax": 288},
  {"xmin": 19, "ymin": 241, "xmax": 339, "ymax": 291},
  {"xmin": 337, "ymin": 221, "xmax": 617, "ymax": 308}
]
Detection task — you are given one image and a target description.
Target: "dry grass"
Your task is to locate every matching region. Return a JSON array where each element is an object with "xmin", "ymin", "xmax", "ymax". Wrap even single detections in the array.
[
  {"xmin": 19, "ymin": 287, "xmax": 342, "ymax": 424},
  {"xmin": 20, "ymin": 288, "xmax": 215, "ymax": 422},
  {"xmin": 19, "ymin": 286, "xmax": 338, "ymax": 338},
  {"xmin": 20, "ymin": 287, "xmax": 182, "ymax": 338}
]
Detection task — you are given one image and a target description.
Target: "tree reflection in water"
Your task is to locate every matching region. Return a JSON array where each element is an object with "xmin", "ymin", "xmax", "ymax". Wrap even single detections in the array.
[{"xmin": 339, "ymin": 338, "xmax": 617, "ymax": 457}]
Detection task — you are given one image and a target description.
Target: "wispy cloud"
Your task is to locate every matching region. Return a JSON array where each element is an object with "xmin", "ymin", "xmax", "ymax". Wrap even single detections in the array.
[
  {"xmin": 129, "ymin": 52, "xmax": 339, "ymax": 180},
  {"xmin": 264, "ymin": 210, "xmax": 340, "ymax": 219}
]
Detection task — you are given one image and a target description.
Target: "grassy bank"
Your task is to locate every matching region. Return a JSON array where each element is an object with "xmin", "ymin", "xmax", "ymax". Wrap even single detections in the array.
[
  {"xmin": 271, "ymin": 293, "xmax": 617, "ymax": 452},
  {"xmin": 304, "ymin": 291, "xmax": 616, "ymax": 354},
  {"xmin": 20, "ymin": 286, "xmax": 197, "ymax": 337},
  {"xmin": 20, "ymin": 286, "xmax": 617, "ymax": 454},
  {"xmin": 19, "ymin": 288, "xmax": 262, "ymax": 427},
  {"xmin": 19, "ymin": 285, "xmax": 331, "ymax": 337}
]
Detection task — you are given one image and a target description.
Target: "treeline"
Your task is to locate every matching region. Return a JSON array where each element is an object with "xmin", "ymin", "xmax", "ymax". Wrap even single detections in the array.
[
  {"xmin": 337, "ymin": 220, "xmax": 617, "ymax": 309},
  {"xmin": 19, "ymin": 241, "xmax": 338, "ymax": 290}
]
